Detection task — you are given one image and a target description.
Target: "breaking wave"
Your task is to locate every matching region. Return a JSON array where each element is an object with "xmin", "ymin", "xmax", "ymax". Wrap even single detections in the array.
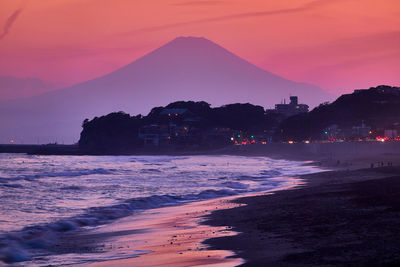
[
  {"xmin": 0, "ymin": 189, "xmax": 239, "ymax": 263},
  {"xmin": 0, "ymin": 154, "xmax": 321, "ymax": 264}
]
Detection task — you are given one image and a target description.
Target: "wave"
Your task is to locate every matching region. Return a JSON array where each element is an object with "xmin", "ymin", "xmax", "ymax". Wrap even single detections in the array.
[
  {"xmin": 0, "ymin": 189, "xmax": 239, "ymax": 264},
  {"xmin": 259, "ymin": 170, "xmax": 282, "ymax": 177},
  {"xmin": 140, "ymin": 168, "xmax": 162, "ymax": 173},
  {"xmin": 236, "ymin": 170, "xmax": 283, "ymax": 181},
  {"xmin": 0, "ymin": 183, "xmax": 23, "ymax": 188},
  {"xmin": 219, "ymin": 181, "xmax": 250, "ymax": 190},
  {"xmin": 3, "ymin": 168, "xmax": 114, "ymax": 183},
  {"xmin": 60, "ymin": 185, "xmax": 84, "ymax": 190}
]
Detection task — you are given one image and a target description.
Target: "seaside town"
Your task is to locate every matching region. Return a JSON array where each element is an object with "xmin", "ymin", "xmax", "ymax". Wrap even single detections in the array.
[
  {"xmin": 76, "ymin": 85, "xmax": 400, "ymax": 154},
  {"xmin": 139, "ymin": 95, "xmax": 310, "ymax": 146}
]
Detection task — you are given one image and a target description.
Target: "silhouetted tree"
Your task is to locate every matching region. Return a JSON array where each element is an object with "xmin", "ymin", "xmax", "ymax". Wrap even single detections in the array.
[{"xmin": 79, "ymin": 112, "xmax": 143, "ymax": 153}]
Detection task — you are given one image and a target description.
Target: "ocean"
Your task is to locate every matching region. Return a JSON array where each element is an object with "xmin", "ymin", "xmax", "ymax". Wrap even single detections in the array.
[{"xmin": 0, "ymin": 153, "xmax": 320, "ymax": 265}]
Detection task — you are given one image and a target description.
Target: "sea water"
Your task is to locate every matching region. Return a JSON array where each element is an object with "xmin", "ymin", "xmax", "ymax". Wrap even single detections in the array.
[{"xmin": 0, "ymin": 154, "xmax": 320, "ymax": 265}]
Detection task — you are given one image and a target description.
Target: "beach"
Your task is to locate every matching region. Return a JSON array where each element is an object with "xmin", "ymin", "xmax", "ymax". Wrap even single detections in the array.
[
  {"xmin": 77, "ymin": 167, "xmax": 400, "ymax": 266},
  {"xmin": 2, "ymin": 143, "xmax": 400, "ymax": 266},
  {"xmin": 0, "ymin": 154, "xmax": 317, "ymax": 265},
  {"xmin": 204, "ymin": 166, "xmax": 400, "ymax": 266},
  {"xmin": 84, "ymin": 144, "xmax": 400, "ymax": 266},
  {"xmin": 86, "ymin": 196, "xmax": 245, "ymax": 267},
  {"xmin": 203, "ymin": 145, "xmax": 400, "ymax": 266}
]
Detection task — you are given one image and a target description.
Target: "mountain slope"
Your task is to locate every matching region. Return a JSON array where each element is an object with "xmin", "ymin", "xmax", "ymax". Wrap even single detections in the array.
[
  {"xmin": 0, "ymin": 76, "xmax": 52, "ymax": 100},
  {"xmin": 0, "ymin": 36, "xmax": 332, "ymax": 143}
]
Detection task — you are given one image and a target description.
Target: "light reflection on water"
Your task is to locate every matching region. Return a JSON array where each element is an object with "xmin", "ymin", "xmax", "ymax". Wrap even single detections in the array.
[{"xmin": 0, "ymin": 154, "xmax": 320, "ymax": 233}]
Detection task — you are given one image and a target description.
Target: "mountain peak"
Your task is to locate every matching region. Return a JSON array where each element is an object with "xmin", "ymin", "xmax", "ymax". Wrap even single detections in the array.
[
  {"xmin": 171, "ymin": 36, "xmax": 209, "ymax": 43},
  {"xmin": 164, "ymin": 36, "xmax": 220, "ymax": 51}
]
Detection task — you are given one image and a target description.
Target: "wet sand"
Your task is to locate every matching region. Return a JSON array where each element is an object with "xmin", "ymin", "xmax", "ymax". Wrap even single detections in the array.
[
  {"xmin": 82, "ymin": 197, "xmax": 245, "ymax": 267},
  {"xmin": 77, "ymin": 154, "xmax": 400, "ymax": 266},
  {"xmin": 51, "ymin": 146, "xmax": 400, "ymax": 266},
  {"xmin": 204, "ymin": 166, "xmax": 400, "ymax": 266},
  {"xmin": 59, "ymin": 177, "xmax": 299, "ymax": 266}
]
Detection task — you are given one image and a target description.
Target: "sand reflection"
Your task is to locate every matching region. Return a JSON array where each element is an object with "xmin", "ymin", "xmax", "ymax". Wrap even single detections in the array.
[{"xmin": 88, "ymin": 197, "xmax": 245, "ymax": 266}]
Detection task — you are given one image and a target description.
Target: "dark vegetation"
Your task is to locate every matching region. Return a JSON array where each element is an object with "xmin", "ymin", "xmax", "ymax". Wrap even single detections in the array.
[
  {"xmin": 280, "ymin": 85, "xmax": 400, "ymax": 141},
  {"xmin": 79, "ymin": 101, "xmax": 284, "ymax": 153},
  {"xmin": 79, "ymin": 112, "xmax": 143, "ymax": 153},
  {"xmin": 78, "ymin": 85, "xmax": 400, "ymax": 153}
]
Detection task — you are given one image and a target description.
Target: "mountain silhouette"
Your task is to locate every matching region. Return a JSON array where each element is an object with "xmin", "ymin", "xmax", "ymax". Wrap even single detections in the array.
[
  {"xmin": 0, "ymin": 36, "xmax": 332, "ymax": 143},
  {"xmin": 0, "ymin": 76, "xmax": 53, "ymax": 100}
]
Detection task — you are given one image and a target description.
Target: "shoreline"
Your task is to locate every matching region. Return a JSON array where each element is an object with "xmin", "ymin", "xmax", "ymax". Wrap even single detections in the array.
[
  {"xmin": 2, "ymin": 155, "xmax": 314, "ymax": 266},
  {"xmin": 82, "ymin": 172, "xmax": 307, "ymax": 266},
  {"xmin": 204, "ymin": 165, "xmax": 400, "ymax": 266},
  {"xmin": 86, "ymin": 196, "xmax": 246, "ymax": 267},
  {"xmin": 64, "ymin": 174, "xmax": 306, "ymax": 266},
  {"xmin": 3, "ymin": 147, "xmax": 400, "ymax": 265},
  {"xmin": 3, "ymin": 142, "xmax": 400, "ymax": 168}
]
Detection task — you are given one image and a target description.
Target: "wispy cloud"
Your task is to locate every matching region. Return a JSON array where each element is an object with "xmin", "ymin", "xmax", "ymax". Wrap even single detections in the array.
[
  {"xmin": 267, "ymin": 31, "xmax": 400, "ymax": 64},
  {"xmin": 134, "ymin": 0, "xmax": 341, "ymax": 34},
  {"xmin": 171, "ymin": 1, "xmax": 229, "ymax": 6},
  {"xmin": 0, "ymin": 8, "xmax": 24, "ymax": 41}
]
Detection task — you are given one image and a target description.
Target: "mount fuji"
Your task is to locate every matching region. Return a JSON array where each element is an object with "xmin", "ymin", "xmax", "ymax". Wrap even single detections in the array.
[{"xmin": 0, "ymin": 36, "xmax": 332, "ymax": 143}]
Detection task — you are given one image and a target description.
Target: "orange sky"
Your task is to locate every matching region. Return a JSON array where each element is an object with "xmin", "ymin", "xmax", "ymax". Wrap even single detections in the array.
[{"xmin": 0, "ymin": 0, "xmax": 399, "ymax": 96}]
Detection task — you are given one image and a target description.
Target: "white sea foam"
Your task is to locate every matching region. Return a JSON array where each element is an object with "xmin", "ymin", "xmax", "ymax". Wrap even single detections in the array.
[{"xmin": 0, "ymin": 154, "xmax": 321, "ymax": 265}]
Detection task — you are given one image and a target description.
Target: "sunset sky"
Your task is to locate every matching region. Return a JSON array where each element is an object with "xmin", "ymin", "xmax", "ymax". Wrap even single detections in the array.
[{"xmin": 1, "ymin": 0, "xmax": 399, "ymax": 97}]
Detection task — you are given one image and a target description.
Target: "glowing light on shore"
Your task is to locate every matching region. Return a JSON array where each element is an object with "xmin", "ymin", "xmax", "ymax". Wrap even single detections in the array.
[{"xmin": 376, "ymin": 136, "xmax": 389, "ymax": 142}]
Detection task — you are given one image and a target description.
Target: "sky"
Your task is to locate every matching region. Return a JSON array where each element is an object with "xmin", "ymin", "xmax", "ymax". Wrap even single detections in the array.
[{"xmin": 0, "ymin": 0, "xmax": 399, "ymax": 98}]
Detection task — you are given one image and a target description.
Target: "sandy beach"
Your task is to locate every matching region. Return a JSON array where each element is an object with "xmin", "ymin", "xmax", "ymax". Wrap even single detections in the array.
[
  {"xmin": 82, "ymin": 168, "xmax": 400, "ymax": 266},
  {"xmin": 86, "ymin": 146, "xmax": 400, "ymax": 266},
  {"xmin": 74, "ymin": 176, "xmax": 302, "ymax": 266},
  {"xmin": 18, "ymin": 195, "xmax": 246, "ymax": 266},
  {"xmin": 63, "ymin": 144, "xmax": 400, "ymax": 266},
  {"xmin": 4, "ymin": 144, "xmax": 400, "ymax": 266},
  {"xmin": 85, "ymin": 197, "xmax": 244, "ymax": 267},
  {"xmin": 204, "ymin": 166, "xmax": 400, "ymax": 266}
]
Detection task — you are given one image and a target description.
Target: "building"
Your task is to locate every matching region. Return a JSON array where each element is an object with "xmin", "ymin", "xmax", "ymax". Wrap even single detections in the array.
[
  {"xmin": 323, "ymin": 123, "xmax": 372, "ymax": 140},
  {"xmin": 351, "ymin": 123, "xmax": 371, "ymax": 139},
  {"xmin": 270, "ymin": 96, "xmax": 309, "ymax": 117}
]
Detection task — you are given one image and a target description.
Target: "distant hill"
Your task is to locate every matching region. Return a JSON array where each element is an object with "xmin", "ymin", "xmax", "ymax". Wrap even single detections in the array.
[
  {"xmin": 79, "ymin": 101, "xmax": 282, "ymax": 153},
  {"xmin": 0, "ymin": 36, "xmax": 331, "ymax": 144},
  {"xmin": 280, "ymin": 85, "xmax": 400, "ymax": 141}
]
